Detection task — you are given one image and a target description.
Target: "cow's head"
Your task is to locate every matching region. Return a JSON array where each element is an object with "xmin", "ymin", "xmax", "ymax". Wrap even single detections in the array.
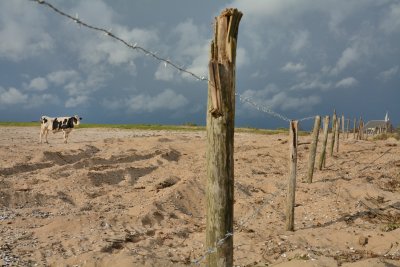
[
  {"xmin": 40, "ymin": 116, "xmax": 48, "ymax": 124},
  {"xmin": 73, "ymin": 115, "xmax": 82, "ymax": 126}
]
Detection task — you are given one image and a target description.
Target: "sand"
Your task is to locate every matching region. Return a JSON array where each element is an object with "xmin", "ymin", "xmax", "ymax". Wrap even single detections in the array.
[{"xmin": 0, "ymin": 126, "xmax": 399, "ymax": 267}]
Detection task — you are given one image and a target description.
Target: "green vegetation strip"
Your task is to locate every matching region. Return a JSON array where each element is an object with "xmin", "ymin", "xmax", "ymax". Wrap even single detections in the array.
[{"xmin": 0, "ymin": 121, "xmax": 294, "ymax": 135}]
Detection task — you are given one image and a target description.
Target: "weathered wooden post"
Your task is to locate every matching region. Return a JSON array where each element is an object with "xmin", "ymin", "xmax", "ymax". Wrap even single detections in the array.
[
  {"xmin": 357, "ymin": 117, "xmax": 363, "ymax": 140},
  {"xmin": 329, "ymin": 110, "xmax": 337, "ymax": 156},
  {"xmin": 353, "ymin": 117, "xmax": 357, "ymax": 139},
  {"xmin": 318, "ymin": 116, "xmax": 330, "ymax": 170},
  {"xmin": 286, "ymin": 120, "xmax": 298, "ymax": 231},
  {"xmin": 335, "ymin": 117, "xmax": 340, "ymax": 153},
  {"xmin": 206, "ymin": 8, "xmax": 242, "ymax": 267},
  {"xmin": 360, "ymin": 118, "xmax": 364, "ymax": 140},
  {"xmin": 341, "ymin": 114, "xmax": 345, "ymax": 139},
  {"xmin": 306, "ymin": 116, "xmax": 321, "ymax": 183},
  {"xmin": 346, "ymin": 118, "xmax": 350, "ymax": 139}
]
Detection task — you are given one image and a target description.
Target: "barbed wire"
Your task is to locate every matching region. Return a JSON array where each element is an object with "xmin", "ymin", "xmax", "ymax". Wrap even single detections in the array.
[
  {"xmin": 237, "ymin": 94, "xmax": 292, "ymax": 123},
  {"xmin": 192, "ymin": 189, "xmax": 283, "ymax": 265},
  {"xmin": 24, "ymin": 2, "xmax": 318, "ymax": 263},
  {"xmin": 191, "ymin": 232, "xmax": 234, "ymax": 265},
  {"xmin": 30, "ymin": 0, "xmax": 208, "ymax": 82},
  {"xmin": 28, "ymin": 0, "xmax": 318, "ymax": 125}
]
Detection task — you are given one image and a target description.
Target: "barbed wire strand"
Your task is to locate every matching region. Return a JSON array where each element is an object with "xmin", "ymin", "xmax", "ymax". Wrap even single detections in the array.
[
  {"xmin": 26, "ymin": 1, "xmax": 321, "ymax": 264},
  {"xmin": 191, "ymin": 189, "xmax": 283, "ymax": 265},
  {"xmin": 30, "ymin": 0, "xmax": 207, "ymax": 82},
  {"xmin": 29, "ymin": 0, "xmax": 318, "ymax": 125}
]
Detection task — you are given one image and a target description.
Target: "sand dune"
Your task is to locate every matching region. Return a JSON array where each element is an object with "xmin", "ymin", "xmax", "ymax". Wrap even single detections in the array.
[{"xmin": 0, "ymin": 127, "xmax": 399, "ymax": 266}]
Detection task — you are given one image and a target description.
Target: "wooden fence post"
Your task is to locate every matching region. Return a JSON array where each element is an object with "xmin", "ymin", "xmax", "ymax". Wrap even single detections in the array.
[
  {"xmin": 318, "ymin": 116, "xmax": 330, "ymax": 170},
  {"xmin": 346, "ymin": 118, "xmax": 350, "ymax": 139},
  {"xmin": 306, "ymin": 116, "xmax": 320, "ymax": 183},
  {"xmin": 341, "ymin": 114, "xmax": 345, "ymax": 139},
  {"xmin": 286, "ymin": 120, "xmax": 298, "ymax": 231},
  {"xmin": 206, "ymin": 8, "xmax": 242, "ymax": 267},
  {"xmin": 360, "ymin": 118, "xmax": 364, "ymax": 140},
  {"xmin": 357, "ymin": 117, "xmax": 363, "ymax": 140},
  {"xmin": 329, "ymin": 110, "xmax": 337, "ymax": 156},
  {"xmin": 335, "ymin": 118, "xmax": 340, "ymax": 153},
  {"xmin": 353, "ymin": 117, "xmax": 357, "ymax": 139}
]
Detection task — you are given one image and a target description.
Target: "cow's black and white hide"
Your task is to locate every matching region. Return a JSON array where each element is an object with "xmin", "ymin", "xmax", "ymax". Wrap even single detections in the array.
[{"xmin": 40, "ymin": 115, "xmax": 82, "ymax": 144}]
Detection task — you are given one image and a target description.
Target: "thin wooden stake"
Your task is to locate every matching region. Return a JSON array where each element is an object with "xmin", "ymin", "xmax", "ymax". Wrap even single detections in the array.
[
  {"xmin": 329, "ymin": 110, "xmax": 337, "ymax": 156},
  {"xmin": 318, "ymin": 116, "xmax": 330, "ymax": 170},
  {"xmin": 357, "ymin": 117, "xmax": 363, "ymax": 140},
  {"xmin": 353, "ymin": 117, "xmax": 357, "ymax": 139},
  {"xmin": 286, "ymin": 120, "xmax": 298, "ymax": 231},
  {"xmin": 307, "ymin": 116, "xmax": 321, "ymax": 183},
  {"xmin": 341, "ymin": 114, "xmax": 345, "ymax": 139},
  {"xmin": 206, "ymin": 8, "xmax": 242, "ymax": 267},
  {"xmin": 335, "ymin": 117, "xmax": 340, "ymax": 153},
  {"xmin": 346, "ymin": 118, "xmax": 350, "ymax": 139}
]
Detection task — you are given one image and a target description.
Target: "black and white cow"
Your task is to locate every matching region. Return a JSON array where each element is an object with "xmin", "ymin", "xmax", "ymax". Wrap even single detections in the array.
[{"xmin": 40, "ymin": 115, "xmax": 82, "ymax": 144}]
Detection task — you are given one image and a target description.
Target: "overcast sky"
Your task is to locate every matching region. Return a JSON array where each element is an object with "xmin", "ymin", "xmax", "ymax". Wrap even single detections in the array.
[{"xmin": 0, "ymin": 0, "xmax": 399, "ymax": 129}]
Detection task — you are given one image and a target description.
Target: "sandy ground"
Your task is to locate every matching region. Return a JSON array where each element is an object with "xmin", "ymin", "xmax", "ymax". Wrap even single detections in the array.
[{"xmin": 0, "ymin": 126, "xmax": 399, "ymax": 267}]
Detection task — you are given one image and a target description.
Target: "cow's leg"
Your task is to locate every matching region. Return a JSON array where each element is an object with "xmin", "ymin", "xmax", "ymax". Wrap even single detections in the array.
[
  {"xmin": 44, "ymin": 129, "xmax": 49, "ymax": 144},
  {"xmin": 63, "ymin": 131, "xmax": 68, "ymax": 143}
]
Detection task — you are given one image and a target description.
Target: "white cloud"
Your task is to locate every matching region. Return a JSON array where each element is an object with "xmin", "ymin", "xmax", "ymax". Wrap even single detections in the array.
[
  {"xmin": 126, "ymin": 89, "xmax": 188, "ymax": 112},
  {"xmin": 0, "ymin": 87, "xmax": 28, "ymax": 105},
  {"xmin": 0, "ymin": 1, "xmax": 54, "ymax": 61},
  {"xmin": 63, "ymin": 67, "xmax": 110, "ymax": 96},
  {"xmin": 335, "ymin": 77, "xmax": 358, "ymax": 88},
  {"xmin": 380, "ymin": 3, "xmax": 400, "ymax": 33},
  {"xmin": 378, "ymin": 66, "xmax": 399, "ymax": 82},
  {"xmin": 330, "ymin": 47, "xmax": 360, "ymax": 75},
  {"xmin": 279, "ymin": 93, "xmax": 321, "ymax": 112},
  {"xmin": 73, "ymin": 24, "xmax": 159, "ymax": 67},
  {"xmin": 281, "ymin": 62, "xmax": 306, "ymax": 72},
  {"xmin": 73, "ymin": 0, "xmax": 115, "ymax": 27},
  {"xmin": 47, "ymin": 70, "xmax": 79, "ymax": 86},
  {"xmin": 290, "ymin": 79, "xmax": 332, "ymax": 91},
  {"xmin": 62, "ymin": 1, "xmax": 159, "ymax": 69},
  {"xmin": 28, "ymin": 77, "xmax": 48, "ymax": 91},
  {"xmin": 241, "ymin": 86, "xmax": 320, "ymax": 113},
  {"xmin": 171, "ymin": 20, "xmax": 210, "ymax": 80},
  {"xmin": 101, "ymin": 98, "xmax": 124, "ymax": 110},
  {"xmin": 26, "ymin": 94, "xmax": 59, "ymax": 108},
  {"xmin": 65, "ymin": 95, "xmax": 89, "ymax": 108},
  {"xmin": 290, "ymin": 30, "xmax": 309, "ymax": 53}
]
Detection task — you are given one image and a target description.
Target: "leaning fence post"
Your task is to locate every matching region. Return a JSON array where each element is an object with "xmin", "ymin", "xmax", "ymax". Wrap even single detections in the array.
[
  {"xmin": 335, "ymin": 117, "xmax": 340, "ymax": 153},
  {"xmin": 329, "ymin": 110, "xmax": 337, "ymax": 156},
  {"xmin": 318, "ymin": 116, "xmax": 330, "ymax": 170},
  {"xmin": 206, "ymin": 8, "xmax": 242, "ymax": 267},
  {"xmin": 286, "ymin": 120, "xmax": 298, "ymax": 231},
  {"xmin": 307, "ymin": 116, "xmax": 320, "ymax": 183}
]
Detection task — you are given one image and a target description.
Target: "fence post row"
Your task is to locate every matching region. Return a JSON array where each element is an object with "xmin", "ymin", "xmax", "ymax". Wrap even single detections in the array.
[
  {"xmin": 307, "ymin": 116, "xmax": 321, "ymax": 183},
  {"xmin": 318, "ymin": 116, "xmax": 330, "ymax": 170},
  {"xmin": 206, "ymin": 8, "xmax": 242, "ymax": 267},
  {"xmin": 286, "ymin": 120, "xmax": 298, "ymax": 231}
]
